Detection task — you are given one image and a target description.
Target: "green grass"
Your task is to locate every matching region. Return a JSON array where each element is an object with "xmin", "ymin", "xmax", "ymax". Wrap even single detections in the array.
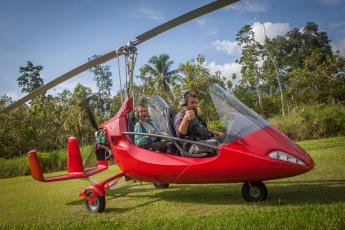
[{"xmin": 1, "ymin": 137, "xmax": 345, "ymax": 229}]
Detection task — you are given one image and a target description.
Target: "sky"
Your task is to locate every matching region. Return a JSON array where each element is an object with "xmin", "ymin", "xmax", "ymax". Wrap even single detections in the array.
[{"xmin": 1, "ymin": 0, "xmax": 345, "ymax": 101}]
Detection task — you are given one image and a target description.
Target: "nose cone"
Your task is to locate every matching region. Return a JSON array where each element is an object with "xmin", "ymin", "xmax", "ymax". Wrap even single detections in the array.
[
  {"xmin": 265, "ymin": 126, "xmax": 315, "ymax": 171},
  {"xmin": 224, "ymin": 126, "xmax": 315, "ymax": 181}
]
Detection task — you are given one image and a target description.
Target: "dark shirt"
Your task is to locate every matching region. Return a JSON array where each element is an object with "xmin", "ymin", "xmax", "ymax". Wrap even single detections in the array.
[{"xmin": 174, "ymin": 109, "xmax": 213, "ymax": 141}]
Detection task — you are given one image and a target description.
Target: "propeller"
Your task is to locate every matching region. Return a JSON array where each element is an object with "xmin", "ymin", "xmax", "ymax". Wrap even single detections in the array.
[
  {"xmin": 81, "ymin": 95, "xmax": 99, "ymax": 131},
  {"xmin": 1, "ymin": 0, "xmax": 239, "ymax": 114}
]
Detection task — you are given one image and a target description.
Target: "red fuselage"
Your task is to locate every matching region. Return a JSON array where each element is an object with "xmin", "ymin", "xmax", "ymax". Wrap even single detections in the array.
[{"xmin": 101, "ymin": 98, "xmax": 314, "ymax": 184}]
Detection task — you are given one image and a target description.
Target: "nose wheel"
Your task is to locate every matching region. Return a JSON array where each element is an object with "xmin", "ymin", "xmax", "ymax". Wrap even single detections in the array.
[
  {"xmin": 242, "ymin": 181, "xmax": 268, "ymax": 202},
  {"xmin": 153, "ymin": 183, "xmax": 170, "ymax": 189},
  {"xmin": 84, "ymin": 189, "xmax": 106, "ymax": 213}
]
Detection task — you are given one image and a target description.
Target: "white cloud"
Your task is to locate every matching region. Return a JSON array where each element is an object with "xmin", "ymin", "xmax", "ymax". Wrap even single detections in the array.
[
  {"xmin": 4, "ymin": 90, "xmax": 22, "ymax": 101},
  {"xmin": 212, "ymin": 40, "xmax": 241, "ymax": 55},
  {"xmin": 209, "ymin": 22, "xmax": 290, "ymax": 85},
  {"xmin": 208, "ymin": 28, "xmax": 219, "ymax": 35},
  {"xmin": 329, "ymin": 21, "xmax": 345, "ymax": 28},
  {"xmin": 136, "ymin": 7, "xmax": 166, "ymax": 22},
  {"xmin": 252, "ymin": 22, "xmax": 290, "ymax": 44},
  {"xmin": 319, "ymin": 0, "xmax": 345, "ymax": 5},
  {"xmin": 226, "ymin": 0, "xmax": 268, "ymax": 13},
  {"xmin": 195, "ymin": 18, "xmax": 206, "ymax": 27},
  {"xmin": 332, "ymin": 38, "xmax": 345, "ymax": 56},
  {"xmin": 212, "ymin": 22, "xmax": 290, "ymax": 56},
  {"xmin": 206, "ymin": 61, "xmax": 242, "ymax": 84}
]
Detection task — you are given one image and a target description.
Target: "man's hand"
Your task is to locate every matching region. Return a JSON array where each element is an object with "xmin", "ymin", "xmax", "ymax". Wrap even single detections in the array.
[
  {"xmin": 184, "ymin": 110, "xmax": 195, "ymax": 121},
  {"xmin": 178, "ymin": 109, "xmax": 195, "ymax": 135},
  {"xmin": 148, "ymin": 128, "xmax": 157, "ymax": 134}
]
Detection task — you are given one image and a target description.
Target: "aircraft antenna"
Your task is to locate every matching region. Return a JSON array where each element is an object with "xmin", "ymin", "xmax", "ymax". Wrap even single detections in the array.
[{"xmin": 116, "ymin": 50, "xmax": 124, "ymax": 105}]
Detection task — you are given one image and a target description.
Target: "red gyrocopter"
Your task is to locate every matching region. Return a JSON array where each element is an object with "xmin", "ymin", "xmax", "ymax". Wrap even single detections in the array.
[{"xmin": 1, "ymin": 0, "xmax": 314, "ymax": 213}]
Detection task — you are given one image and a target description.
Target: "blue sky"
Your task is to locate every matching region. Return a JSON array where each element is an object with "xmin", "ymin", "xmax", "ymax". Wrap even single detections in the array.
[{"xmin": 1, "ymin": 0, "xmax": 345, "ymax": 100}]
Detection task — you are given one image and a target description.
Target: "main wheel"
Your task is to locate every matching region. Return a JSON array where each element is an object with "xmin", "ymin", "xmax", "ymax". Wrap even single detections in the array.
[
  {"xmin": 153, "ymin": 183, "xmax": 169, "ymax": 189},
  {"xmin": 242, "ymin": 182, "xmax": 268, "ymax": 202},
  {"xmin": 84, "ymin": 189, "xmax": 106, "ymax": 213}
]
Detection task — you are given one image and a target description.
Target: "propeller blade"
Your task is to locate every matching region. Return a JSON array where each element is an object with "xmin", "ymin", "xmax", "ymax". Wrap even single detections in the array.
[
  {"xmin": 82, "ymin": 95, "xmax": 99, "ymax": 131},
  {"xmin": 1, "ymin": 46, "xmax": 125, "ymax": 114},
  {"xmin": 135, "ymin": 0, "xmax": 239, "ymax": 45}
]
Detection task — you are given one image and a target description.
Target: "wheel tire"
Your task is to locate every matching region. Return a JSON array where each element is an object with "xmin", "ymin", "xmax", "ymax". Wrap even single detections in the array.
[
  {"xmin": 84, "ymin": 189, "xmax": 106, "ymax": 213},
  {"xmin": 153, "ymin": 183, "xmax": 169, "ymax": 189},
  {"xmin": 242, "ymin": 182, "xmax": 268, "ymax": 202}
]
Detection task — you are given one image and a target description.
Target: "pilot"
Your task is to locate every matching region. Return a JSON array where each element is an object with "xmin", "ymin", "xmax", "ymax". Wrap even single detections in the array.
[
  {"xmin": 134, "ymin": 104, "xmax": 177, "ymax": 155},
  {"xmin": 174, "ymin": 91, "xmax": 234, "ymax": 154}
]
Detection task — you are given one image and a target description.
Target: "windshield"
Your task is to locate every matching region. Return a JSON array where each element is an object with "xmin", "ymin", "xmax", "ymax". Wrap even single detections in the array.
[
  {"xmin": 209, "ymin": 83, "xmax": 270, "ymax": 138},
  {"xmin": 147, "ymin": 84, "xmax": 270, "ymax": 140},
  {"xmin": 147, "ymin": 95, "xmax": 169, "ymax": 135}
]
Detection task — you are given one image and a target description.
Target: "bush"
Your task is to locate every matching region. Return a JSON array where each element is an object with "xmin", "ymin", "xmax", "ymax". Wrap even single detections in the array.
[
  {"xmin": 0, "ymin": 144, "xmax": 98, "ymax": 179},
  {"xmin": 268, "ymin": 104, "xmax": 345, "ymax": 141},
  {"xmin": 0, "ymin": 157, "xmax": 29, "ymax": 178}
]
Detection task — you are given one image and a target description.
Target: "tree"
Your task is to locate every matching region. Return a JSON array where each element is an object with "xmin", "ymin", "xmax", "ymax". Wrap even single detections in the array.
[
  {"xmin": 138, "ymin": 54, "xmax": 180, "ymax": 102},
  {"xmin": 88, "ymin": 55, "xmax": 113, "ymax": 119},
  {"xmin": 236, "ymin": 25, "xmax": 265, "ymax": 116},
  {"xmin": 61, "ymin": 84, "xmax": 95, "ymax": 146},
  {"xmin": 179, "ymin": 55, "xmax": 226, "ymax": 122},
  {"xmin": 17, "ymin": 61, "xmax": 44, "ymax": 94},
  {"xmin": 275, "ymin": 22, "xmax": 335, "ymax": 109}
]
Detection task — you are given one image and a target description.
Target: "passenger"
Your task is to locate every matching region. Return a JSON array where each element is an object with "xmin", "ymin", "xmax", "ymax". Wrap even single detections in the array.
[
  {"xmin": 134, "ymin": 104, "xmax": 177, "ymax": 155},
  {"xmin": 174, "ymin": 91, "xmax": 235, "ymax": 154}
]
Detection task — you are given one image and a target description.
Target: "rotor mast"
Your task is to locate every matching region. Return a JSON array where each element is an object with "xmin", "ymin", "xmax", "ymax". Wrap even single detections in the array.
[{"xmin": 124, "ymin": 41, "xmax": 137, "ymax": 103}]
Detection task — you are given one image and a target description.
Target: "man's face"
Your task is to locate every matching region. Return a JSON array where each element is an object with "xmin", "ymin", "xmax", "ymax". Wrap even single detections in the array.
[{"xmin": 186, "ymin": 97, "xmax": 198, "ymax": 110}]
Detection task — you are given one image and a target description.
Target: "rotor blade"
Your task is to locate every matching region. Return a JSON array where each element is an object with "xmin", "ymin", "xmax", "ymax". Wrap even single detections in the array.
[
  {"xmin": 1, "ymin": 47, "xmax": 125, "ymax": 114},
  {"xmin": 1, "ymin": 0, "xmax": 240, "ymax": 114},
  {"xmin": 134, "ymin": 0, "xmax": 240, "ymax": 45}
]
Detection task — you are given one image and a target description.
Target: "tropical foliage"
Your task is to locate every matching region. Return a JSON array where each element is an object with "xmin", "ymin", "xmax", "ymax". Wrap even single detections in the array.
[{"xmin": 1, "ymin": 21, "xmax": 345, "ymax": 158}]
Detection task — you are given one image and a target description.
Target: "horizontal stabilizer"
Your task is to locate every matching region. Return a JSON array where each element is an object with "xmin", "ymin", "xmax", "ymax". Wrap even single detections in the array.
[{"xmin": 27, "ymin": 151, "xmax": 108, "ymax": 182}]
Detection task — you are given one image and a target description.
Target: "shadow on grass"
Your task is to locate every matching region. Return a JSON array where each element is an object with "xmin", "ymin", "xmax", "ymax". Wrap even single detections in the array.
[
  {"xmin": 150, "ymin": 180, "xmax": 345, "ymax": 205},
  {"xmin": 65, "ymin": 179, "xmax": 345, "ymax": 213},
  {"xmin": 103, "ymin": 198, "xmax": 161, "ymax": 214},
  {"xmin": 266, "ymin": 179, "xmax": 345, "ymax": 205}
]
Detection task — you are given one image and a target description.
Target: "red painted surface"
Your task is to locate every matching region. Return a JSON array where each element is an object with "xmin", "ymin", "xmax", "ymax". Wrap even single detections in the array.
[
  {"xmin": 27, "ymin": 97, "xmax": 314, "ymax": 189},
  {"xmin": 100, "ymin": 99, "xmax": 314, "ymax": 184}
]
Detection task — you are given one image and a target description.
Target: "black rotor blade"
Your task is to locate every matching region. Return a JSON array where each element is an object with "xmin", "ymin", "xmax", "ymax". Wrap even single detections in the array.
[
  {"xmin": 134, "ymin": 0, "xmax": 239, "ymax": 45},
  {"xmin": 1, "ymin": 46, "xmax": 125, "ymax": 114},
  {"xmin": 82, "ymin": 95, "xmax": 99, "ymax": 131}
]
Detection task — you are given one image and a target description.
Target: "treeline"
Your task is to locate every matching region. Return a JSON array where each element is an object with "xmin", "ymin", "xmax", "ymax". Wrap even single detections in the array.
[{"xmin": 1, "ymin": 22, "xmax": 345, "ymax": 158}]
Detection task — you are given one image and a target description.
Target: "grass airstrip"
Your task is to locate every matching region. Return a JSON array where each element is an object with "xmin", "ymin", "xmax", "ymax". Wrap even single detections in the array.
[{"xmin": 1, "ymin": 137, "xmax": 344, "ymax": 229}]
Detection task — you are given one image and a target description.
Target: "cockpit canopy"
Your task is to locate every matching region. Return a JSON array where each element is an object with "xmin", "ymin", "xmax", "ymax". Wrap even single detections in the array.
[{"xmin": 147, "ymin": 83, "xmax": 270, "ymax": 143}]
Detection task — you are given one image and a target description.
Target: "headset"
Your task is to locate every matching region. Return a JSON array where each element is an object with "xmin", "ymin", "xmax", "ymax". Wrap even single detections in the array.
[{"xmin": 134, "ymin": 104, "xmax": 143, "ymax": 120}]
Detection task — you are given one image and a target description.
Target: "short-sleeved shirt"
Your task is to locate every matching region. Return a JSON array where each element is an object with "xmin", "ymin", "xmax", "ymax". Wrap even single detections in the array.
[{"xmin": 134, "ymin": 121, "xmax": 161, "ymax": 147}]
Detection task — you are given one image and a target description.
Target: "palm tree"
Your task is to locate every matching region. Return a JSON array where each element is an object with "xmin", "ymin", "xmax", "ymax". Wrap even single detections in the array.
[{"xmin": 139, "ymin": 54, "xmax": 180, "ymax": 102}]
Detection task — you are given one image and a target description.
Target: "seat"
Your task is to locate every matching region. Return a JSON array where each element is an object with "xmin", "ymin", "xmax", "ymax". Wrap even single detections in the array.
[
  {"xmin": 127, "ymin": 110, "xmax": 136, "ymax": 141},
  {"xmin": 165, "ymin": 106, "xmax": 208, "ymax": 158}
]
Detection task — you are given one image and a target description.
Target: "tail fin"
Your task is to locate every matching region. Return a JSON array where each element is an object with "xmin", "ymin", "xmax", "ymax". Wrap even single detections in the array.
[
  {"xmin": 27, "ymin": 150, "xmax": 45, "ymax": 181},
  {"xmin": 67, "ymin": 136, "xmax": 84, "ymax": 174}
]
